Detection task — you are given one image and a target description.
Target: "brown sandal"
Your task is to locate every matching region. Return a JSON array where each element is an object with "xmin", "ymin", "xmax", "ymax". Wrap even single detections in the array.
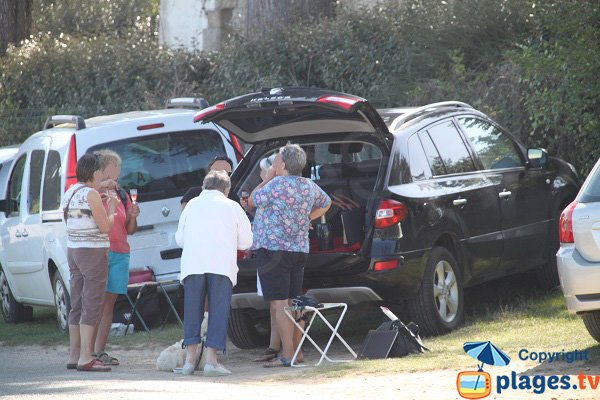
[
  {"xmin": 253, "ymin": 347, "xmax": 279, "ymax": 362},
  {"xmin": 77, "ymin": 358, "xmax": 111, "ymax": 372}
]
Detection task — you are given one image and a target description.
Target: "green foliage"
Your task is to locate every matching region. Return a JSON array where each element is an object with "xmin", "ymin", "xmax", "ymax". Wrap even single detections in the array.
[
  {"xmin": 0, "ymin": 0, "xmax": 598, "ymax": 177},
  {"xmin": 0, "ymin": 1, "xmax": 210, "ymax": 145},
  {"xmin": 514, "ymin": 1, "xmax": 600, "ymax": 175}
]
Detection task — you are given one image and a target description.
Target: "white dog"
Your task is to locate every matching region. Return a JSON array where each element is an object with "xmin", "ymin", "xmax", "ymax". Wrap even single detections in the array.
[{"xmin": 156, "ymin": 313, "xmax": 208, "ymax": 371}]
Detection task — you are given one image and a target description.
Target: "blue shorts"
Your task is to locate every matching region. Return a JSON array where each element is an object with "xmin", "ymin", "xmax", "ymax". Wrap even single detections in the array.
[{"xmin": 106, "ymin": 251, "xmax": 130, "ymax": 294}]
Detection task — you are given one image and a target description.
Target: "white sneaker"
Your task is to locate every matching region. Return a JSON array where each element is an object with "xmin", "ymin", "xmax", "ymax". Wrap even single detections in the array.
[
  {"xmin": 181, "ymin": 362, "xmax": 195, "ymax": 376},
  {"xmin": 203, "ymin": 363, "xmax": 231, "ymax": 377}
]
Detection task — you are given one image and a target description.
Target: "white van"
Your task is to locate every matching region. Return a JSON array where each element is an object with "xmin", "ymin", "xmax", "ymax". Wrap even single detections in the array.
[{"xmin": 0, "ymin": 99, "xmax": 241, "ymax": 330}]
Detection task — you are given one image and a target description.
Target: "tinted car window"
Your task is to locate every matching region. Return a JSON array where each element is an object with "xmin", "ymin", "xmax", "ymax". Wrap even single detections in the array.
[
  {"xmin": 88, "ymin": 130, "xmax": 226, "ymax": 202},
  {"xmin": 408, "ymin": 134, "xmax": 432, "ymax": 182},
  {"xmin": 29, "ymin": 150, "xmax": 45, "ymax": 214},
  {"xmin": 310, "ymin": 142, "xmax": 381, "ymax": 180},
  {"xmin": 427, "ymin": 121, "xmax": 476, "ymax": 174},
  {"xmin": 458, "ymin": 117, "xmax": 523, "ymax": 170},
  {"xmin": 419, "ymin": 131, "xmax": 446, "ymax": 176},
  {"xmin": 8, "ymin": 155, "xmax": 26, "ymax": 217},
  {"xmin": 43, "ymin": 150, "xmax": 62, "ymax": 211}
]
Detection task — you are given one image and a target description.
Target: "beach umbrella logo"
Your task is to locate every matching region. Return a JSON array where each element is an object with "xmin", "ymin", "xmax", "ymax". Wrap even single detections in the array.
[{"xmin": 456, "ymin": 341, "xmax": 511, "ymax": 399}]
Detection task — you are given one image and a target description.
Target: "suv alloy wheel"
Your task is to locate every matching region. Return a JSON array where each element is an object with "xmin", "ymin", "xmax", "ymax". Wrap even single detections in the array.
[{"xmin": 409, "ymin": 247, "xmax": 464, "ymax": 336}]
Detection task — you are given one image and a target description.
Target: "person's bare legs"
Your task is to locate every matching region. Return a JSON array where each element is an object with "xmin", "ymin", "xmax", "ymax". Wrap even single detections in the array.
[
  {"xmin": 273, "ymin": 299, "xmax": 295, "ymax": 361},
  {"xmin": 184, "ymin": 343, "xmax": 198, "ymax": 365},
  {"xmin": 93, "ymin": 292, "xmax": 118, "ymax": 354},
  {"xmin": 68, "ymin": 325, "xmax": 81, "ymax": 365},
  {"xmin": 78, "ymin": 324, "xmax": 97, "ymax": 365},
  {"xmin": 269, "ymin": 302, "xmax": 281, "ymax": 351},
  {"xmin": 289, "ymin": 299, "xmax": 305, "ymax": 363},
  {"xmin": 204, "ymin": 347, "xmax": 219, "ymax": 366}
]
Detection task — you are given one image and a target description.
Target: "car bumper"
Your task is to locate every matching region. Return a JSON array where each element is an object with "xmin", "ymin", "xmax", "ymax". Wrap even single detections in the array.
[{"xmin": 557, "ymin": 244, "xmax": 600, "ymax": 312}]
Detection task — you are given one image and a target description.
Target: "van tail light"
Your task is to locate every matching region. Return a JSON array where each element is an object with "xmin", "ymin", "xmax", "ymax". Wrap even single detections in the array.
[
  {"xmin": 375, "ymin": 199, "xmax": 408, "ymax": 229},
  {"xmin": 559, "ymin": 201, "xmax": 578, "ymax": 243},
  {"xmin": 65, "ymin": 134, "xmax": 77, "ymax": 191},
  {"xmin": 193, "ymin": 102, "xmax": 225, "ymax": 123},
  {"xmin": 373, "ymin": 260, "xmax": 399, "ymax": 271},
  {"xmin": 316, "ymin": 95, "xmax": 365, "ymax": 110},
  {"xmin": 137, "ymin": 122, "xmax": 164, "ymax": 131},
  {"xmin": 229, "ymin": 132, "xmax": 243, "ymax": 162}
]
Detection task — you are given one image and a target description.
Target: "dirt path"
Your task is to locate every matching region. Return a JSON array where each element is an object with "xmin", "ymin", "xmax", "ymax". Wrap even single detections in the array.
[{"xmin": 2, "ymin": 341, "xmax": 600, "ymax": 399}]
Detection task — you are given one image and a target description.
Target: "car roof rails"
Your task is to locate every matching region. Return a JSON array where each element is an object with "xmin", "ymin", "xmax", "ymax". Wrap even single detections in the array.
[
  {"xmin": 44, "ymin": 115, "xmax": 86, "ymax": 130},
  {"xmin": 388, "ymin": 101, "xmax": 473, "ymax": 132},
  {"xmin": 165, "ymin": 97, "xmax": 210, "ymax": 110}
]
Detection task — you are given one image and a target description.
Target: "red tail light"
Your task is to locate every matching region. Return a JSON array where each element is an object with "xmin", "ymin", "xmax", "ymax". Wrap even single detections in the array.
[
  {"xmin": 65, "ymin": 134, "xmax": 77, "ymax": 191},
  {"xmin": 375, "ymin": 199, "xmax": 408, "ymax": 229},
  {"xmin": 373, "ymin": 260, "xmax": 399, "ymax": 271},
  {"xmin": 137, "ymin": 122, "xmax": 165, "ymax": 131},
  {"xmin": 559, "ymin": 201, "xmax": 578, "ymax": 243},
  {"xmin": 316, "ymin": 95, "xmax": 364, "ymax": 110},
  {"xmin": 193, "ymin": 103, "xmax": 225, "ymax": 123},
  {"xmin": 228, "ymin": 132, "xmax": 243, "ymax": 162},
  {"xmin": 237, "ymin": 250, "xmax": 250, "ymax": 261}
]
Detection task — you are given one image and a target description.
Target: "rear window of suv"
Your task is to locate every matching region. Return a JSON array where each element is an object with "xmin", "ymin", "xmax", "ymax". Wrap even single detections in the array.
[{"xmin": 88, "ymin": 129, "xmax": 226, "ymax": 202}]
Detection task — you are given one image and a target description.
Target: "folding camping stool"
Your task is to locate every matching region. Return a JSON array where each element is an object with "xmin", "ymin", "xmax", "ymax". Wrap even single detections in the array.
[
  {"xmin": 283, "ymin": 302, "xmax": 357, "ymax": 367},
  {"xmin": 124, "ymin": 267, "xmax": 183, "ymax": 335}
]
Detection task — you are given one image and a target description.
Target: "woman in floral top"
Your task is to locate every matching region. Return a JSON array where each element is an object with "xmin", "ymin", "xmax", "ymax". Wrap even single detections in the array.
[{"xmin": 248, "ymin": 143, "xmax": 331, "ymax": 367}]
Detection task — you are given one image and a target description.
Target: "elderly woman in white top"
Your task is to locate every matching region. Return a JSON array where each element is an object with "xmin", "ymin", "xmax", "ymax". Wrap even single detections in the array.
[{"xmin": 175, "ymin": 170, "xmax": 253, "ymax": 376}]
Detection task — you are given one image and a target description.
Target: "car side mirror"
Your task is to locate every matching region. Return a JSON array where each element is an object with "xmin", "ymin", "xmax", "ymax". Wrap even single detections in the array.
[{"xmin": 527, "ymin": 148, "xmax": 548, "ymax": 169}]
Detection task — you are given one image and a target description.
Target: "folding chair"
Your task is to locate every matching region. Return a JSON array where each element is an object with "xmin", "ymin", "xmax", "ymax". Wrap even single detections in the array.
[
  {"xmin": 124, "ymin": 267, "xmax": 183, "ymax": 335},
  {"xmin": 283, "ymin": 302, "xmax": 357, "ymax": 367}
]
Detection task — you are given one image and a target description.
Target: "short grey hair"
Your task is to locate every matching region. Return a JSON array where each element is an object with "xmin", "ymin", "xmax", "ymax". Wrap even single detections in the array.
[
  {"xmin": 203, "ymin": 170, "xmax": 231, "ymax": 193},
  {"xmin": 94, "ymin": 149, "xmax": 122, "ymax": 168},
  {"xmin": 280, "ymin": 143, "xmax": 306, "ymax": 176}
]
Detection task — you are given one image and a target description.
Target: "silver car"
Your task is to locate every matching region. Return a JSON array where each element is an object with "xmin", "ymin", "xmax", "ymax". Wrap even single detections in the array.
[{"xmin": 557, "ymin": 158, "xmax": 600, "ymax": 341}]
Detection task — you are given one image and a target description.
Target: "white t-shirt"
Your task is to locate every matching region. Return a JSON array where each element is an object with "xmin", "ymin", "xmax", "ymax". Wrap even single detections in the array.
[
  {"xmin": 175, "ymin": 190, "xmax": 253, "ymax": 286},
  {"xmin": 62, "ymin": 183, "xmax": 109, "ymax": 248}
]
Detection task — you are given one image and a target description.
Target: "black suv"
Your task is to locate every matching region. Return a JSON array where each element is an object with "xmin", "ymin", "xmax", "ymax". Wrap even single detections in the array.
[{"xmin": 194, "ymin": 87, "xmax": 579, "ymax": 347}]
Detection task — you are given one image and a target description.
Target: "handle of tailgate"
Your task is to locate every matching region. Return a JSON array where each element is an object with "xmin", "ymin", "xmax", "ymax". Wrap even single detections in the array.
[
  {"xmin": 453, "ymin": 198, "xmax": 467, "ymax": 206},
  {"xmin": 499, "ymin": 190, "xmax": 512, "ymax": 199}
]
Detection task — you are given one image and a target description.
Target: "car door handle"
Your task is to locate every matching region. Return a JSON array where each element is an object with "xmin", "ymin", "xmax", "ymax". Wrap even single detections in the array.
[
  {"xmin": 499, "ymin": 190, "xmax": 512, "ymax": 199},
  {"xmin": 21, "ymin": 230, "xmax": 28, "ymax": 237},
  {"xmin": 453, "ymin": 199, "xmax": 467, "ymax": 206}
]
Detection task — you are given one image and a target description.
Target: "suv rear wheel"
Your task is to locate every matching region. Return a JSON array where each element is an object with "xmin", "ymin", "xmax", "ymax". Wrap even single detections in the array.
[
  {"xmin": 53, "ymin": 273, "xmax": 70, "ymax": 333},
  {"xmin": 408, "ymin": 247, "xmax": 464, "ymax": 336},
  {"xmin": 228, "ymin": 309, "xmax": 270, "ymax": 349},
  {"xmin": 1, "ymin": 267, "xmax": 33, "ymax": 323}
]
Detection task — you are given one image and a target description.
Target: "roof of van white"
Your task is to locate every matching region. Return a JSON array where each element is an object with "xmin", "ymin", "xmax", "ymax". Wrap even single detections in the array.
[{"xmin": 84, "ymin": 109, "xmax": 194, "ymax": 128}]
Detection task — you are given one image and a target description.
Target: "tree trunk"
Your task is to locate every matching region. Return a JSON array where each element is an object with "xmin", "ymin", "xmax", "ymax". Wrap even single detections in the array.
[
  {"xmin": 244, "ymin": 0, "xmax": 336, "ymax": 36},
  {"xmin": 0, "ymin": 0, "xmax": 33, "ymax": 55}
]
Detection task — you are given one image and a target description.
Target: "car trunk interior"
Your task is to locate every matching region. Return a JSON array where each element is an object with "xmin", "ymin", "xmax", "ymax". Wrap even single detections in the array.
[{"xmin": 240, "ymin": 140, "xmax": 383, "ymax": 256}]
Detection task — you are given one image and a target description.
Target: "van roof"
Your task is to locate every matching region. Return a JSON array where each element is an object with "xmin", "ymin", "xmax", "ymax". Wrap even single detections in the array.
[
  {"xmin": 84, "ymin": 108, "xmax": 195, "ymax": 128},
  {"xmin": 25, "ymin": 108, "xmax": 197, "ymax": 143}
]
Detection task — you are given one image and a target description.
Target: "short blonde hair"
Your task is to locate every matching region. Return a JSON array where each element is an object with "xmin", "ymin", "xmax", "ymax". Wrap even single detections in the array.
[{"xmin": 94, "ymin": 149, "xmax": 122, "ymax": 168}]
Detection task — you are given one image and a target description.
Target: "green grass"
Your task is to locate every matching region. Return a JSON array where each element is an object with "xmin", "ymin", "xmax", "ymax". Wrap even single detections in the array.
[{"xmin": 0, "ymin": 307, "xmax": 181, "ymax": 348}]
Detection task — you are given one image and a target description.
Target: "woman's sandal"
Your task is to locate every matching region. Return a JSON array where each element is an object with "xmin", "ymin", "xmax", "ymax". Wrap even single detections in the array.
[
  {"xmin": 96, "ymin": 352, "xmax": 120, "ymax": 366},
  {"xmin": 253, "ymin": 347, "xmax": 280, "ymax": 362},
  {"xmin": 77, "ymin": 358, "xmax": 111, "ymax": 372},
  {"xmin": 263, "ymin": 356, "xmax": 291, "ymax": 368}
]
